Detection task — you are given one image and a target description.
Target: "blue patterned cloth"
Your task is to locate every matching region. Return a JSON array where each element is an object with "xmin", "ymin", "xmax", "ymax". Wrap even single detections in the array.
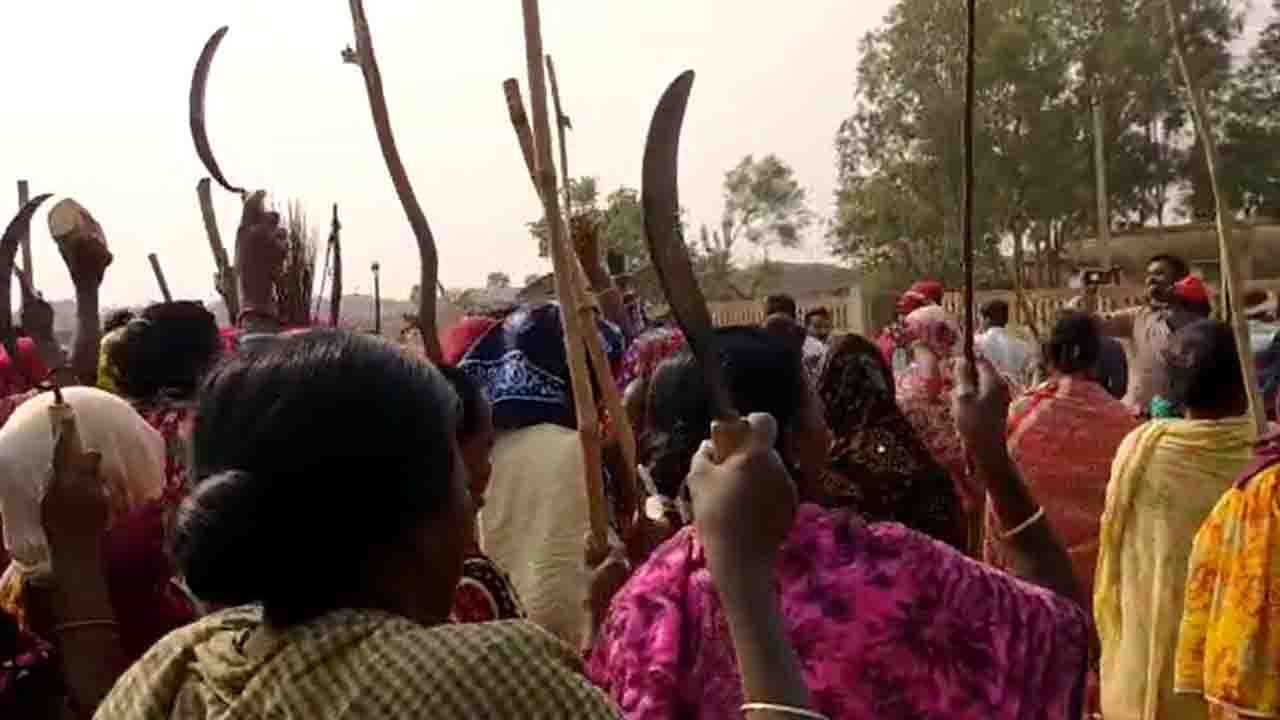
[{"xmin": 457, "ymin": 303, "xmax": 624, "ymax": 431}]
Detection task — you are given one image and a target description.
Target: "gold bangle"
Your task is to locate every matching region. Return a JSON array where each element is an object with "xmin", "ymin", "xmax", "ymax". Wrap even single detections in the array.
[
  {"xmin": 54, "ymin": 618, "xmax": 120, "ymax": 634},
  {"xmin": 741, "ymin": 703, "xmax": 829, "ymax": 719},
  {"xmin": 1000, "ymin": 506, "xmax": 1046, "ymax": 541}
]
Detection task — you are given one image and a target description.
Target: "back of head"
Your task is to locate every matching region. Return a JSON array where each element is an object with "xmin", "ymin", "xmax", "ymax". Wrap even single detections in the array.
[
  {"xmin": 1043, "ymin": 310, "xmax": 1101, "ymax": 376},
  {"xmin": 645, "ymin": 326, "xmax": 806, "ymax": 498},
  {"xmin": 764, "ymin": 294, "xmax": 798, "ymax": 320},
  {"xmin": 1165, "ymin": 319, "xmax": 1246, "ymax": 417},
  {"xmin": 762, "ymin": 313, "xmax": 806, "ymax": 352},
  {"xmin": 980, "ymin": 299, "xmax": 1010, "ymax": 328},
  {"xmin": 173, "ymin": 330, "xmax": 460, "ymax": 626},
  {"xmin": 103, "ymin": 309, "xmax": 135, "ymax": 334},
  {"xmin": 109, "ymin": 302, "xmax": 220, "ymax": 402},
  {"xmin": 1149, "ymin": 253, "xmax": 1191, "ymax": 281}
]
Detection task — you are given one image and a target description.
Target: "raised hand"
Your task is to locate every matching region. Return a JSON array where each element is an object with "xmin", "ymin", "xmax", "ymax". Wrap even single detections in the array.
[
  {"xmin": 235, "ymin": 190, "xmax": 287, "ymax": 318},
  {"xmin": 41, "ymin": 406, "xmax": 108, "ymax": 553}
]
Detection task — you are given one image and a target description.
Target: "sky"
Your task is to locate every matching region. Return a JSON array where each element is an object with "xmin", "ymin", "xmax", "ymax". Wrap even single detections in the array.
[
  {"xmin": 1, "ymin": 0, "xmax": 894, "ymax": 307},
  {"xmin": 1, "ymin": 1, "xmax": 1269, "ymax": 308}
]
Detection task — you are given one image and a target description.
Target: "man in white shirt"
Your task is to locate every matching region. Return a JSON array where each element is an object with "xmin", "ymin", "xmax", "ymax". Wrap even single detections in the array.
[{"xmin": 976, "ymin": 299, "xmax": 1034, "ymax": 384}]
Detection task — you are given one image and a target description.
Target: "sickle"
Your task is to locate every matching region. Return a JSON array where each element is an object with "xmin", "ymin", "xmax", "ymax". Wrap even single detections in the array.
[
  {"xmin": 0, "ymin": 193, "xmax": 53, "ymax": 374},
  {"xmin": 190, "ymin": 26, "xmax": 246, "ymax": 195}
]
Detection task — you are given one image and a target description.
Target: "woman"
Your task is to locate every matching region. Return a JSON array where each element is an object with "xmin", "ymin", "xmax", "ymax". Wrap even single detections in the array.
[
  {"xmin": 108, "ymin": 301, "xmax": 223, "ymax": 492},
  {"xmin": 1096, "ymin": 320, "xmax": 1257, "ymax": 720},
  {"xmin": 816, "ymin": 334, "xmax": 964, "ymax": 548},
  {"xmin": 0, "ymin": 388, "xmax": 194, "ymax": 716},
  {"xmin": 1176, "ymin": 413, "xmax": 1280, "ymax": 719},
  {"xmin": 589, "ymin": 327, "xmax": 1090, "ymax": 720},
  {"xmin": 895, "ymin": 305, "xmax": 980, "ymax": 544},
  {"xmin": 986, "ymin": 311, "xmax": 1137, "ymax": 608},
  {"xmin": 95, "ymin": 330, "xmax": 620, "ymax": 719},
  {"xmin": 456, "ymin": 303, "xmax": 624, "ymax": 649},
  {"xmin": 438, "ymin": 365, "xmax": 524, "ymax": 624}
]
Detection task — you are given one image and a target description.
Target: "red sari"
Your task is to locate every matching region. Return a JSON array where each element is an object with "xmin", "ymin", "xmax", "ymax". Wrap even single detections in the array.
[{"xmin": 985, "ymin": 375, "xmax": 1138, "ymax": 609}]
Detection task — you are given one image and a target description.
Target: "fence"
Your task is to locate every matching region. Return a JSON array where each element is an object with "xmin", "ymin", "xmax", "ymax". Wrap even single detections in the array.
[
  {"xmin": 942, "ymin": 278, "xmax": 1280, "ymax": 334},
  {"xmin": 708, "ymin": 292, "xmax": 868, "ymax": 334}
]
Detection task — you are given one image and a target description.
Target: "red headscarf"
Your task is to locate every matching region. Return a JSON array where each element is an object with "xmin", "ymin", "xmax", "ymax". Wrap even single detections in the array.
[{"xmin": 441, "ymin": 317, "xmax": 500, "ymax": 366}]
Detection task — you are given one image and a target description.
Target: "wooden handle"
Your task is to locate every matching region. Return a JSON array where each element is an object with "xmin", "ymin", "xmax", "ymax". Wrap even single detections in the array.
[{"xmin": 710, "ymin": 416, "xmax": 750, "ymax": 463}]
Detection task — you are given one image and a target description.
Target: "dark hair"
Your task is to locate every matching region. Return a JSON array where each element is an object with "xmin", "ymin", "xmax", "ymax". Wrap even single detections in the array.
[
  {"xmin": 439, "ymin": 365, "xmax": 484, "ymax": 439},
  {"xmin": 980, "ymin": 299, "xmax": 1010, "ymax": 327},
  {"xmin": 762, "ymin": 313, "xmax": 806, "ymax": 352},
  {"xmin": 1164, "ymin": 319, "xmax": 1246, "ymax": 414},
  {"xmin": 109, "ymin": 301, "xmax": 220, "ymax": 401},
  {"xmin": 1148, "ymin": 254, "xmax": 1191, "ymax": 280},
  {"xmin": 172, "ymin": 330, "xmax": 460, "ymax": 626},
  {"xmin": 1043, "ymin": 310, "xmax": 1101, "ymax": 375},
  {"xmin": 764, "ymin": 294, "xmax": 798, "ymax": 319},
  {"xmin": 804, "ymin": 307, "xmax": 831, "ymax": 324},
  {"xmin": 103, "ymin": 309, "xmax": 135, "ymax": 333},
  {"xmin": 645, "ymin": 327, "xmax": 807, "ymax": 499}
]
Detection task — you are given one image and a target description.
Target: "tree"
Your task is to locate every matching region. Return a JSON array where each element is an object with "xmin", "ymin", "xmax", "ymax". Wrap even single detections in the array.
[
  {"xmin": 526, "ymin": 176, "xmax": 680, "ymax": 274},
  {"xmin": 829, "ymin": 0, "xmax": 1243, "ymax": 289},
  {"xmin": 721, "ymin": 155, "xmax": 814, "ymax": 261},
  {"xmin": 486, "ymin": 272, "xmax": 511, "ymax": 289},
  {"xmin": 277, "ymin": 201, "xmax": 317, "ymax": 326}
]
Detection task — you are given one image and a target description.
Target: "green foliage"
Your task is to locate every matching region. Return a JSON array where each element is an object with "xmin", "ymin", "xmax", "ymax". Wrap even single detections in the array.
[
  {"xmin": 721, "ymin": 154, "xmax": 814, "ymax": 259},
  {"xmin": 830, "ymin": 0, "xmax": 1246, "ymax": 289},
  {"xmin": 527, "ymin": 176, "xmax": 652, "ymax": 272}
]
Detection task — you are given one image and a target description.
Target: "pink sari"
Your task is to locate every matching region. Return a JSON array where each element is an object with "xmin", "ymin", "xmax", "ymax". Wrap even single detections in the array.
[{"xmin": 589, "ymin": 505, "xmax": 1089, "ymax": 720}]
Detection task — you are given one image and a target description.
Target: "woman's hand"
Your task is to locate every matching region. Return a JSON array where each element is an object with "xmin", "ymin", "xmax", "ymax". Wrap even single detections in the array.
[
  {"xmin": 236, "ymin": 191, "xmax": 287, "ymax": 315},
  {"xmin": 952, "ymin": 358, "xmax": 1011, "ymax": 459},
  {"xmin": 689, "ymin": 413, "xmax": 797, "ymax": 574},
  {"xmin": 41, "ymin": 409, "xmax": 108, "ymax": 554}
]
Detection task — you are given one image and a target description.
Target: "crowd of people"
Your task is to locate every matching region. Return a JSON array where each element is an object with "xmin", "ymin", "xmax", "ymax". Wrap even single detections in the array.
[{"xmin": 1, "ymin": 193, "xmax": 1279, "ymax": 720}]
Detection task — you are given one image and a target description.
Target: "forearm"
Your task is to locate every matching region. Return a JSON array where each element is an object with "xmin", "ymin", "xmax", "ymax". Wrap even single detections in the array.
[
  {"xmin": 583, "ymin": 264, "xmax": 628, "ymax": 334},
  {"xmin": 48, "ymin": 542, "xmax": 127, "ymax": 716},
  {"xmin": 69, "ymin": 290, "xmax": 100, "ymax": 385},
  {"xmin": 706, "ymin": 553, "xmax": 814, "ymax": 717},
  {"xmin": 238, "ymin": 277, "xmax": 281, "ymax": 335},
  {"xmin": 974, "ymin": 443, "xmax": 1082, "ymax": 603}
]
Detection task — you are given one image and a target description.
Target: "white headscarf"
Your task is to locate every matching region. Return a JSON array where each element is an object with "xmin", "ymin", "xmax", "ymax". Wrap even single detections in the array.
[{"xmin": 0, "ymin": 387, "xmax": 166, "ymax": 580}]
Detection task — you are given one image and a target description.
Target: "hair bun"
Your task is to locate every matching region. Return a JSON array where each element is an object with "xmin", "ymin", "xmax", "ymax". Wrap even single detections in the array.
[{"xmin": 170, "ymin": 469, "xmax": 273, "ymax": 607}]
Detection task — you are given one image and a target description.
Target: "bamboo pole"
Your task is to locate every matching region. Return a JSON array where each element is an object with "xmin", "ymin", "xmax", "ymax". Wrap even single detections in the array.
[
  {"xmin": 503, "ymin": 77, "xmax": 639, "ymax": 514},
  {"xmin": 16, "ymin": 181, "xmax": 32, "ymax": 293},
  {"xmin": 148, "ymin": 253, "xmax": 173, "ymax": 302},
  {"xmin": 546, "ymin": 56, "xmax": 573, "ymax": 221},
  {"xmin": 329, "ymin": 204, "xmax": 343, "ymax": 327},
  {"xmin": 520, "ymin": 0, "xmax": 609, "ymax": 555},
  {"xmin": 345, "ymin": 1, "xmax": 442, "ymax": 362},
  {"xmin": 1163, "ymin": 0, "xmax": 1266, "ymax": 434},
  {"xmin": 961, "ymin": 0, "xmax": 984, "ymax": 558},
  {"xmin": 197, "ymin": 178, "xmax": 240, "ymax": 320}
]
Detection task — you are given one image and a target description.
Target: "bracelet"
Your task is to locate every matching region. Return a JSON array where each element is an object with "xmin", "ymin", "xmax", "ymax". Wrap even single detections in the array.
[
  {"xmin": 54, "ymin": 618, "xmax": 120, "ymax": 634},
  {"xmin": 1000, "ymin": 506, "xmax": 1046, "ymax": 540},
  {"xmin": 741, "ymin": 702, "xmax": 829, "ymax": 719}
]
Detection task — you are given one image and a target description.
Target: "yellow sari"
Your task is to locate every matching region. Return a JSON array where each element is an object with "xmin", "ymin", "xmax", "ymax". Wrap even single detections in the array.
[
  {"xmin": 1095, "ymin": 417, "xmax": 1256, "ymax": 720},
  {"xmin": 1176, "ymin": 458, "xmax": 1280, "ymax": 719}
]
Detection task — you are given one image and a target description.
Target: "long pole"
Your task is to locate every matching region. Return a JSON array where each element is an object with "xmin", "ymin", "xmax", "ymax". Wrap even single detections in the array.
[
  {"xmin": 16, "ymin": 181, "xmax": 32, "ymax": 299},
  {"xmin": 521, "ymin": 0, "xmax": 609, "ymax": 555},
  {"xmin": 1092, "ymin": 97, "xmax": 1113, "ymax": 267},
  {"xmin": 1163, "ymin": 0, "xmax": 1266, "ymax": 434},
  {"xmin": 148, "ymin": 253, "xmax": 173, "ymax": 302},
  {"xmin": 371, "ymin": 261, "xmax": 381, "ymax": 335},
  {"xmin": 961, "ymin": 0, "xmax": 976, "ymax": 365}
]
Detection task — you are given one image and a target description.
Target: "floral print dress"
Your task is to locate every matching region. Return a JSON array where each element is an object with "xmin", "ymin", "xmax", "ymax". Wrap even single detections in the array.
[{"xmin": 588, "ymin": 504, "xmax": 1089, "ymax": 720}]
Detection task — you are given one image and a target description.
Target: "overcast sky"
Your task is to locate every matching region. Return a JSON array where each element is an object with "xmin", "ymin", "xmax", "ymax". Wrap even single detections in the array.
[
  {"xmin": 2, "ymin": 1, "xmax": 1268, "ymax": 307},
  {"xmin": 1, "ymin": 1, "xmax": 896, "ymax": 307}
]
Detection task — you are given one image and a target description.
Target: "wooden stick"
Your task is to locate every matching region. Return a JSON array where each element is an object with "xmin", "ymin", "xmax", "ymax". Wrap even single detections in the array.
[
  {"xmin": 503, "ymin": 77, "xmax": 640, "ymax": 511},
  {"xmin": 545, "ymin": 56, "xmax": 573, "ymax": 221},
  {"xmin": 961, "ymin": 0, "xmax": 984, "ymax": 558},
  {"xmin": 520, "ymin": 0, "xmax": 609, "ymax": 555},
  {"xmin": 148, "ymin": 253, "xmax": 173, "ymax": 302},
  {"xmin": 345, "ymin": 1, "xmax": 442, "ymax": 362},
  {"xmin": 330, "ymin": 204, "xmax": 343, "ymax": 327},
  {"xmin": 16, "ymin": 181, "xmax": 32, "ymax": 292},
  {"xmin": 1163, "ymin": 0, "xmax": 1266, "ymax": 434},
  {"xmin": 197, "ymin": 178, "xmax": 240, "ymax": 320}
]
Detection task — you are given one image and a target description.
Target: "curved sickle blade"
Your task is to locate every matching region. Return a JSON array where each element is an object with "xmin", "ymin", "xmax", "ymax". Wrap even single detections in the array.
[
  {"xmin": 641, "ymin": 70, "xmax": 735, "ymax": 421},
  {"xmin": 0, "ymin": 193, "xmax": 53, "ymax": 368},
  {"xmin": 190, "ymin": 26, "xmax": 245, "ymax": 195}
]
